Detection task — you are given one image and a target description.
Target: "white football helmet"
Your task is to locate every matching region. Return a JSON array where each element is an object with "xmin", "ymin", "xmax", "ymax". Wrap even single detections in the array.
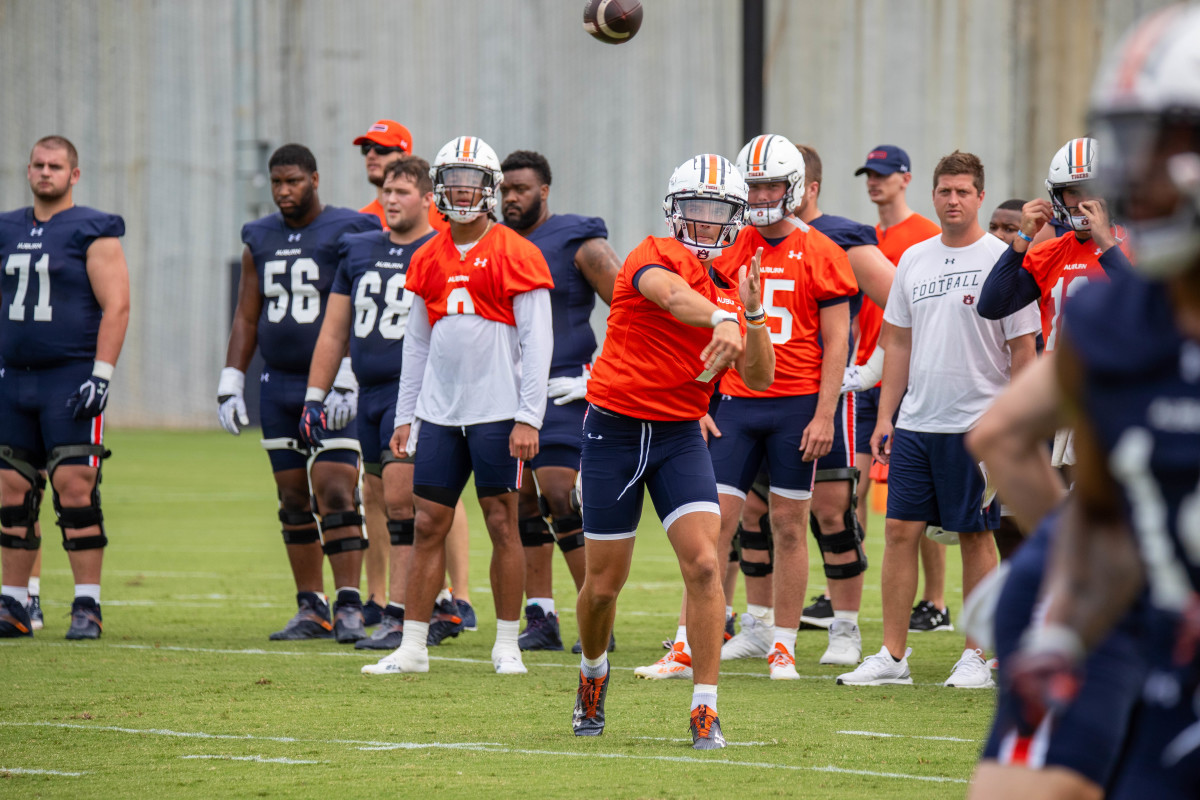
[
  {"xmin": 663, "ymin": 154, "xmax": 748, "ymax": 260},
  {"xmin": 431, "ymin": 136, "xmax": 503, "ymax": 223},
  {"xmin": 1045, "ymin": 138, "xmax": 1100, "ymax": 232},
  {"xmin": 735, "ymin": 134, "xmax": 806, "ymax": 227},
  {"xmin": 1089, "ymin": 3, "xmax": 1200, "ymax": 278}
]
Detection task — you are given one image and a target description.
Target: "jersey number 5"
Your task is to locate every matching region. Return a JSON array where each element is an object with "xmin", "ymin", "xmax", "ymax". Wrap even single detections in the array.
[
  {"xmin": 264, "ymin": 258, "xmax": 320, "ymax": 324},
  {"xmin": 5, "ymin": 253, "xmax": 53, "ymax": 322}
]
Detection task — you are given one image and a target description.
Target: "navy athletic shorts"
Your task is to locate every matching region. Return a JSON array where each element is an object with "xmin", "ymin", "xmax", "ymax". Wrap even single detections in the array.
[
  {"xmin": 0, "ymin": 360, "xmax": 106, "ymax": 471},
  {"xmin": 259, "ymin": 367, "xmax": 359, "ymax": 473},
  {"xmin": 412, "ymin": 418, "xmax": 521, "ymax": 506},
  {"xmin": 529, "ymin": 397, "xmax": 585, "ymax": 471},
  {"xmin": 709, "ymin": 393, "xmax": 818, "ymax": 499},
  {"xmin": 886, "ymin": 427, "xmax": 1000, "ymax": 532}
]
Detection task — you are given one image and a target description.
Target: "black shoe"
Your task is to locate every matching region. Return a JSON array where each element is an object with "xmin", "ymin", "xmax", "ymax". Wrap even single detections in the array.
[
  {"xmin": 355, "ymin": 608, "xmax": 404, "ymax": 650},
  {"xmin": 518, "ymin": 604, "xmax": 564, "ymax": 651},
  {"xmin": 909, "ymin": 600, "xmax": 954, "ymax": 632},
  {"xmin": 362, "ymin": 598, "xmax": 384, "ymax": 627},
  {"xmin": 333, "ymin": 591, "xmax": 367, "ymax": 643},
  {"xmin": 690, "ymin": 705, "xmax": 726, "ymax": 750},
  {"xmin": 269, "ymin": 592, "xmax": 334, "ymax": 640},
  {"xmin": 572, "ymin": 670, "xmax": 609, "ymax": 737},
  {"xmin": 800, "ymin": 595, "xmax": 834, "ymax": 630},
  {"xmin": 27, "ymin": 594, "xmax": 43, "ymax": 631},
  {"xmin": 65, "ymin": 597, "xmax": 103, "ymax": 640},
  {"xmin": 427, "ymin": 597, "xmax": 464, "ymax": 646},
  {"xmin": 572, "ymin": 631, "xmax": 616, "ymax": 654},
  {"xmin": 0, "ymin": 594, "xmax": 34, "ymax": 638}
]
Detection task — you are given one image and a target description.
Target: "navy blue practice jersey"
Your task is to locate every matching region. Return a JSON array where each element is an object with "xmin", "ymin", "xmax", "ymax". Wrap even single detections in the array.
[
  {"xmin": 806, "ymin": 212, "xmax": 874, "ymax": 357},
  {"xmin": 0, "ymin": 206, "xmax": 124, "ymax": 368},
  {"xmin": 516, "ymin": 213, "xmax": 608, "ymax": 377},
  {"xmin": 241, "ymin": 206, "xmax": 379, "ymax": 373},
  {"xmin": 1065, "ymin": 268, "xmax": 1200, "ymax": 612},
  {"xmin": 330, "ymin": 228, "xmax": 436, "ymax": 387}
]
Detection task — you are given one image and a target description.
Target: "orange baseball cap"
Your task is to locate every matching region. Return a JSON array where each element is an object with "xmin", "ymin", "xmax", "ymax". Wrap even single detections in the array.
[{"xmin": 353, "ymin": 119, "xmax": 413, "ymax": 152}]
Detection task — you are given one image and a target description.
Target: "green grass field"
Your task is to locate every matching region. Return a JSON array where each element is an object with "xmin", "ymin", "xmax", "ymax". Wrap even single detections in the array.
[{"xmin": 1, "ymin": 429, "xmax": 990, "ymax": 798}]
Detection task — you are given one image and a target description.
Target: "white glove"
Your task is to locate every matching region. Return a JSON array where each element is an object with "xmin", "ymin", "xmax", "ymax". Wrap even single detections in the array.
[
  {"xmin": 324, "ymin": 357, "xmax": 359, "ymax": 430},
  {"xmin": 217, "ymin": 367, "xmax": 249, "ymax": 436},
  {"xmin": 842, "ymin": 345, "xmax": 884, "ymax": 393},
  {"xmin": 547, "ymin": 367, "xmax": 590, "ymax": 407}
]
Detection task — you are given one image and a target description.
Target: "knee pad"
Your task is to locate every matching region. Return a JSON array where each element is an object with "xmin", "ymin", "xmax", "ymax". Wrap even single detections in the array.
[
  {"xmin": 0, "ymin": 477, "xmax": 44, "ymax": 545},
  {"xmin": 519, "ymin": 515, "xmax": 553, "ymax": 548},
  {"xmin": 319, "ymin": 507, "xmax": 366, "ymax": 554},
  {"xmin": 322, "ymin": 533, "xmax": 368, "ymax": 556},
  {"xmin": 813, "ymin": 510, "xmax": 868, "ymax": 581},
  {"xmin": 728, "ymin": 528, "xmax": 739, "ymax": 564},
  {"xmin": 387, "ymin": 517, "xmax": 415, "ymax": 546},
  {"xmin": 54, "ymin": 490, "xmax": 106, "ymax": 552},
  {"xmin": 278, "ymin": 508, "xmax": 320, "ymax": 545},
  {"xmin": 320, "ymin": 509, "xmax": 364, "ymax": 536},
  {"xmin": 737, "ymin": 514, "xmax": 774, "ymax": 577},
  {"xmin": 556, "ymin": 530, "xmax": 585, "ymax": 553}
]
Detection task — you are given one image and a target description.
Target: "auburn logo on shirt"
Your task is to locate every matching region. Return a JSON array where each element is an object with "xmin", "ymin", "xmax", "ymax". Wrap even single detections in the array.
[{"xmin": 963, "ymin": 294, "xmax": 976, "ymax": 305}]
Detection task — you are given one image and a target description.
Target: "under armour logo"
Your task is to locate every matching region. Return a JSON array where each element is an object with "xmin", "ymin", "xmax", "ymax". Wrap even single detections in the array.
[
  {"xmin": 287, "ymin": 233, "xmax": 302, "ymax": 242},
  {"xmin": 474, "ymin": 257, "xmax": 487, "ymax": 267},
  {"xmin": 944, "ymin": 258, "xmax": 955, "ymax": 265},
  {"xmin": 963, "ymin": 294, "xmax": 975, "ymax": 305},
  {"xmin": 260, "ymin": 373, "xmax": 270, "ymax": 382},
  {"xmin": 389, "ymin": 247, "xmax": 404, "ymax": 257},
  {"xmin": 29, "ymin": 227, "xmax": 43, "ymax": 236},
  {"xmin": 586, "ymin": 433, "xmax": 604, "ymax": 440},
  {"xmin": 788, "ymin": 250, "xmax": 803, "ymax": 259}
]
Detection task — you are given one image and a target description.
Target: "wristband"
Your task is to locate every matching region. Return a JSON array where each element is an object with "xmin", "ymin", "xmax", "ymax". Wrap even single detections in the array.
[
  {"xmin": 1021, "ymin": 623, "xmax": 1085, "ymax": 662},
  {"xmin": 92, "ymin": 360, "xmax": 115, "ymax": 381},
  {"xmin": 305, "ymin": 387, "xmax": 328, "ymax": 403},
  {"xmin": 743, "ymin": 305, "xmax": 766, "ymax": 323},
  {"xmin": 1015, "ymin": 229, "xmax": 1033, "ymax": 243},
  {"xmin": 710, "ymin": 310, "xmax": 738, "ymax": 328}
]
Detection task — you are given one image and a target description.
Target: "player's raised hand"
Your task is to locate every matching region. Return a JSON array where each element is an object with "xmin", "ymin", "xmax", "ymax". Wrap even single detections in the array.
[
  {"xmin": 1079, "ymin": 199, "xmax": 1116, "ymax": 250},
  {"xmin": 217, "ymin": 367, "xmax": 249, "ymax": 436},
  {"xmin": 738, "ymin": 247, "xmax": 764, "ymax": 313},
  {"xmin": 1019, "ymin": 198, "xmax": 1054, "ymax": 241}
]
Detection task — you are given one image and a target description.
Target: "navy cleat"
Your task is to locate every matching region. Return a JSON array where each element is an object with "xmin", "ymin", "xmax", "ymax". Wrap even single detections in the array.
[
  {"xmin": 427, "ymin": 597, "xmax": 464, "ymax": 646},
  {"xmin": 0, "ymin": 594, "xmax": 34, "ymax": 638},
  {"xmin": 65, "ymin": 597, "xmax": 103, "ymax": 640},
  {"xmin": 362, "ymin": 597, "xmax": 384, "ymax": 627},
  {"xmin": 800, "ymin": 594, "xmax": 834, "ymax": 630},
  {"xmin": 725, "ymin": 612, "xmax": 736, "ymax": 641},
  {"xmin": 332, "ymin": 591, "xmax": 367, "ymax": 643},
  {"xmin": 269, "ymin": 592, "xmax": 334, "ymax": 641},
  {"xmin": 355, "ymin": 607, "xmax": 404, "ymax": 650},
  {"xmin": 572, "ymin": 631, "xmax": 616, "ymax": 654},
  {"xmin": 518, "ymin": 604, "xmax": 564, "ymax": 651},
  {"xmin": 572, "ymin": 670, "xmax": 609, "ymax": 736},
  {"xmin": 27, "ymin": 594, "xmax": 43, "ymax": 631},
  {"xmin": 690, "ymin": 705, "xmax": 726, "ymax": 750},
  {"xmin": 457, "ymin": 598, "xmax": 477, "ymax": 632}
]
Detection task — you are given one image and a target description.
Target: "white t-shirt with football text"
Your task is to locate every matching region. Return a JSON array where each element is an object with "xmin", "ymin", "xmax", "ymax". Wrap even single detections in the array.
[{"xmin": 882, "ymin": 232, "xmax": 1040, "ymax": 433}]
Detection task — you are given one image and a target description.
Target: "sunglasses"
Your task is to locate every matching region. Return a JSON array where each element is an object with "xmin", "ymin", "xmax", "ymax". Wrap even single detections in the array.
[{"xmin": 361, "ymin": 143, "xmax": 404, "ymax": 156}]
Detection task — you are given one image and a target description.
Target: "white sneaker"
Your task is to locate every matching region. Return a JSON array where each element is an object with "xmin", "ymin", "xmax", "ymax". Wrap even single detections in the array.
[
  {"xmin": 721, "ymin": 613, "xmax": 773, "ymax": 660},
  {"xmin": 944, "ymin": 648, "xmax": 995, "ymax": 688},
  {"xmin": 361, "ymin": 646, "xmax": 429, "ymax": 675},
  {"xmin": 492, "ymin": 647, "xmax": 528, "ymax": 675},
  {"xmin": 767, "ymin": 644, "xmax": 800, "ymax": 680},
  {"xmin": 820, "ymin": 619, "xmax": 862, "ymax": 666},
  {"xmin": 836, "ymin": 646, "xmax": 913, "ymax": 686},
  {"xmin": 634, "ymin": 641, "xmax": 693, "ymax": 679}
]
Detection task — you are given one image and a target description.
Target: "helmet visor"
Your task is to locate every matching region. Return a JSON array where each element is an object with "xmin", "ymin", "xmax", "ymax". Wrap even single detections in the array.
[{"xmin": 675, "ymin": 197, "xmax": 739, "ymax": 225}]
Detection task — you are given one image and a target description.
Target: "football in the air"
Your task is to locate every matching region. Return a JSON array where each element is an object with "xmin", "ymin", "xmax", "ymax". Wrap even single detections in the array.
[{"xmin": 582, "ymin": 0, "xmax": 643, "ymax": 45}]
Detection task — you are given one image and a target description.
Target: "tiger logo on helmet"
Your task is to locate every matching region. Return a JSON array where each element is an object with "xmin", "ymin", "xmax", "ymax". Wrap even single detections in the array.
[
  {"xmin": 431, "ymin": 136, "xmax": 503, "ymax": 223},
  {"xmin": 663, "ymin": 154, "xmax": 749, "ymax": 260}
]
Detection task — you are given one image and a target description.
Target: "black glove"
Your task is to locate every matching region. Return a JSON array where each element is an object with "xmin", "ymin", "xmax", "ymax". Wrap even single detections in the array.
[
  {"xmin": 69, "ymin": 372, "xmax": 110, "ymax": 420},
  {"xmin": 298, "ymin": 400, "xmax": 329, "ymax": 448}
]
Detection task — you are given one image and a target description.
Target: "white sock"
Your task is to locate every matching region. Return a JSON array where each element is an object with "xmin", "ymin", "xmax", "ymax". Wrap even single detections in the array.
[
  {"xmin": 401, "ymin": 621, "xmax": 429, "ymax": 654},
  {"xmin": 725, "ymin": 605, "xmax": 733, "ymax": 618},
  {"xmin": 834, "ymin": 609, "xmax": 859, "ymax": 624},
  {"xmin": 529, "ymin": 597, "xmax": 555, "ymax": 614},
  {"xmin": 675, "ymin": 625, "xmax": 690, "ymax": 654},
  {"xmin": 75, "ymin": 584, "xmax": 101, "ymax": 603},
  {"xmin": 691, "ymin": 683, "xmax": 718, "ymax": 712},
  {"xmin": 581, "ymin": 653, "xmax": 608, "ymax": 679},
  {"xmin": 747, "ymin": 603, "xmax": 774, "ymax": 625},
  {"xmin": 27, "ymin": 577, "xmax": 40, "ymax": 596},
  {"xmin": 495, "ymin": 618, "xmax": 520, "ymax": 651},
  {"xmin": 773, "ymin": 626, "xmax": 797, "ymax": 654},
  {"xmin": 2, "ymin": 585, "xmax": 29, "ymax": 605},
  {"xmin": 435, "ymin": 587, "xmax": 453, "ymax": 605}
]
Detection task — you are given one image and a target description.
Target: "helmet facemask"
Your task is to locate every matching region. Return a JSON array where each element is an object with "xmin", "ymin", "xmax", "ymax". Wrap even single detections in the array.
[
  {"xmin": 667, "ymin": 195, "xmax": 746, "ymax": 259},
  {"xmin": 745, "ymin": 179, "xmax": 797, "ymax": 227},
  {"xmin": 434, "ymin": 165, "xmax": 497, "ymax": 223}
]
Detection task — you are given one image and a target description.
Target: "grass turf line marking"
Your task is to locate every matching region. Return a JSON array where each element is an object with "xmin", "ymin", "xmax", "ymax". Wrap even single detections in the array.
[
  {"xmin": 838, "ymin": 730, "xmax": 977, "ymax": 743},
  {"xmin": 180, "ymin": 755, "xmax": 324, "ymax": 764},
  {"xmin": 0, "ymin": 766, "xmax": 87, "ymax": 776},
  {"xmin": 4, "ymin": 722, "xmax": 967, "ymax": 784}
]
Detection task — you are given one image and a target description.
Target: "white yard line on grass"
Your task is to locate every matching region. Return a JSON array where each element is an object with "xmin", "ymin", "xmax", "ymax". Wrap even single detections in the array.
[
  {"xmin": 0, "ymin": 766, "xmax": 87, "ymax": 776},
  {"xmin": 839, "ymin": 730, "xmax": 977, "ymax": 742},
  {"xmin": 180, "ymin": 755, "xmax": 324, "ymax": 764},
  {"xmin": 2, "ymin": 722, "xmax": 967, "ymax": 784}
]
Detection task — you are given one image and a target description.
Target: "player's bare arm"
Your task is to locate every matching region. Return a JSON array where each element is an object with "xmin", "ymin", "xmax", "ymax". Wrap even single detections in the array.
[
  {"xmin": 574, "ymin": 236, "xmax": 621, "ymax": 305},
  {"xmin": 224, "ymin": 246, "xmax": 262, "ymax": 371},
  {"xmin": 801, "ymin": 301, "xmax": 849, "ymax": 462},
  {"xmin": 636, "ymin": 265, "xmax": 743, "ymax": 372},
  {"xmin": 966, "ymin": 354, "xmax": 1066, "ymax": 531},
  {"xmin": 1007, "ymin": 332, "xmax": 1037, "ymax": 376},
  {"xmin": 85, "ymin": 236, "xmax": 131, "ymax": 366},
  {"xmin": 871, "ymin": 321, "xmax": 910, "ymax": 463},
  {"xmin": 733, "ymin": 247, "xmax": 774, "ymax": 391},
  {"xmin": 845, "ymin": 244, "xmax": 893, "ymax": 308},
  {"xmin": 306, "ymin": 294, "xmax": 352, "ymax": 392},
  {"xmin": 1014, "ymin": 198, "xmax": 1054, "ymax": 255}
]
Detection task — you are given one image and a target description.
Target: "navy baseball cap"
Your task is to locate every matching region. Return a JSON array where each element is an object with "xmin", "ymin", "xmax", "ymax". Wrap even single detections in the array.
[{"xmin": 854, "ymin": 145, "xmax": 911, "ymax": 176}]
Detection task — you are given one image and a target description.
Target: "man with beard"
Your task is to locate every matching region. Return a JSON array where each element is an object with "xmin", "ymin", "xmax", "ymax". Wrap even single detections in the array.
[
  {"xmin": 0, "ymin": 135, "xmax": 130, "ymax": 640},
  {"xmin": 219, "ymin": 144, "xmax": 380, "ymax": 642},
  {"xmin": 498, "ymin": 150, "xmax": 621, "ymax": 653}
]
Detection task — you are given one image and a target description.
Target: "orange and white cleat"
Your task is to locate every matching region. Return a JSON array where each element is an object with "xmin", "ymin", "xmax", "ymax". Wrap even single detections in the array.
[
  {"xmin": 634, "ymin": 641, "xmax": 693, "ymax": 680},
  {"xmin": 768, "ymin": 643, "xmax": 800, "ymax": 680}
]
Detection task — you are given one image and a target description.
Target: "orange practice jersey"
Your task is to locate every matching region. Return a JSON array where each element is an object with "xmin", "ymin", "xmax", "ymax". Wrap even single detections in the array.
[
  {"xmin": 862, "ymin": 213, "xmax": 941, "ymax": 365},
  {"xmin": 588, "ymin": 236, "xmax": 744, "ymax": 421},
  {"xmin": 404, "ymin": 224, "xmax": 552, "ymax": 327},
  {"xmin": 713, "ymin": 222, "xmax": 858, "ymax": 398},
  {"xmin": 359, "ymin": 198, "xmax": 450, "ymax": 234},
  {"xmin": 1022, "ymin": 227, "xmax": 1132, "ymax": 352}
]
